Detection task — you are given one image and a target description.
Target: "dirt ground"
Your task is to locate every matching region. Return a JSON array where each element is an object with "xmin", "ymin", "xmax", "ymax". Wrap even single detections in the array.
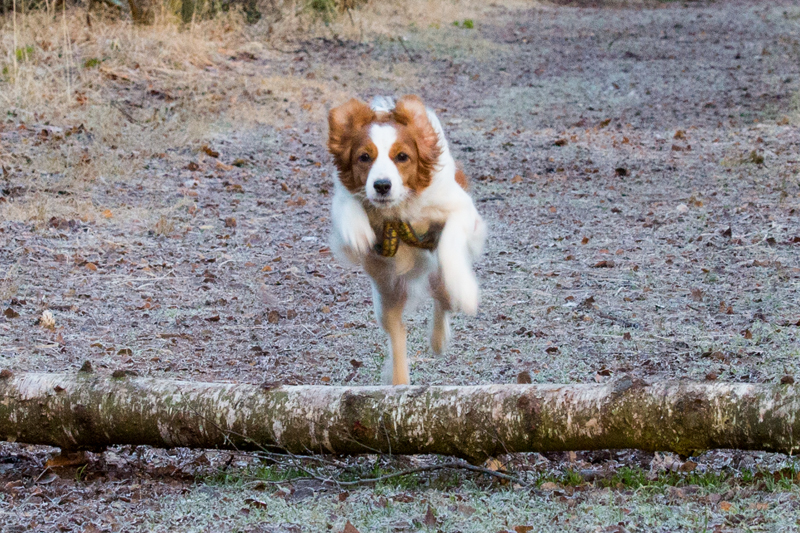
[{"xmin": 2, "ymin": 0, "xmax": 800, "ymax": 531}]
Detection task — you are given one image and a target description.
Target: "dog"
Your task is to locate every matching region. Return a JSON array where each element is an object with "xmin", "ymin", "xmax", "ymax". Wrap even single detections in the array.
[{"xmin": 327, "ymin": 95, "xmax": 486, "ymax": 385}]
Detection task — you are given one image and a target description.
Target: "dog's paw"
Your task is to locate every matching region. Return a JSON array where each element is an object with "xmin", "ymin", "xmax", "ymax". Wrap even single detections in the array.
[
  {"xmin": 337, "ymin": 215, "xmax": 376, "ymax": 259},
  {"xmin": 445, "ymin": 269, "xmax": 479, "ymax": 316}
]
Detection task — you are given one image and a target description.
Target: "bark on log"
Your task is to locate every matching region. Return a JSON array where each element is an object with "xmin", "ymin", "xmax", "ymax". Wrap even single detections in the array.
[{"xmin": 1, "ymin": 372, "xmax": 799, "ymax": 462}]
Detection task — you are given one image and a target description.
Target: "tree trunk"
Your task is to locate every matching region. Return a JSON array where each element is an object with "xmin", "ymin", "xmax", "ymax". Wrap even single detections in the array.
[
  {"xmin": 127, "ymin": 0, "xmax": 154, "ymax": 24},
  {"xmin": 1, "ymin": 372, "xmax": 799, "ymax": 462}
]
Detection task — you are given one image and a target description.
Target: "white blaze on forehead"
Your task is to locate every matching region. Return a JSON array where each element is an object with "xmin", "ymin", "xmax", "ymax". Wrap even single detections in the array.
[
  {"xmin": 369, "ymin": 123, "xmax": 398, "ymax": 157},
  {"xmin": 366, "ymin": 124, "xmax": 406, "ymax": 204}
]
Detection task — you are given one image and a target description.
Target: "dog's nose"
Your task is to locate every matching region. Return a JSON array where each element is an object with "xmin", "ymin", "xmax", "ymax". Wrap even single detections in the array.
[{"xmin": 373, "ymin": 179, "xmax": 392, "ymax": 195}]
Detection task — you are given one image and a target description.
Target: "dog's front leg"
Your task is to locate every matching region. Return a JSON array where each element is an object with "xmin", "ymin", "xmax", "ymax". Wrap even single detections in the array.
[
  {"xmin": 371, "ymin": 281, "xmax": 409, "ymax": 385},
  {"xmin": 330, "ymin": 186, "xmax": 376, "ymax": 264},
  {"xmin": 437, "ymin": 210, "xmax": 486, "ymax": 315}
]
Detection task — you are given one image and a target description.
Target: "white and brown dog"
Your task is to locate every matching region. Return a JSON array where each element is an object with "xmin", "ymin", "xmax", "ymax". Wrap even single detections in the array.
[{"xmin": 327, "ymin": 95, "xmax": 486, "ymax": 385}]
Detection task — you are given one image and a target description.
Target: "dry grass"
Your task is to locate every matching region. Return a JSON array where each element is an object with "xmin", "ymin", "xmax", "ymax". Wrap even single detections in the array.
[{"xmin": 0, "ymin": 0, "xmax": 506, "ymax": 227}]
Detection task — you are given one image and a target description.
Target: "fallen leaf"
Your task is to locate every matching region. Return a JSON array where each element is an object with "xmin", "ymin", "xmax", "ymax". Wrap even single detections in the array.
[
  {"xmin": 423, "ymin": 505, "xmax": 438, "ymax": 528},
  {"xmin": 484, "ymin": 457, "xmax": 505, "ymax": 472},
  {"xmin": 622, "ymin": 332, "xmax": 632, "ymax": 341},
  {"xmin": 457, "ymin": 504, "xmax": 476, "ymax": 516},
  {"xmin": 342, "ymin": 521, "xmax": 361, "ymax": 533},
  {"xmin": 545, "ymin": 346, "xmax": 559, "ymax": 354},
  {"xmin": 540, "ymin": 481, "xmax": 559, "ymax": 491},
  {"xmin": 781, "ymin": 375, "xmax": 795, "ymax": 385},
  {"xmin": 224, "ymin": 217, "xmax": 237, "ymax": 228},
  {"xmin": 3, "ymin": 308, "xmax": 19, "ymax": 319},
  {"xmin": 517, "ymin": 371, "xmax": 532, "ymax": 384},
  {"xmin": 36, "ymin": 472, "xmax": 58, "ymax": 485},
  {"xmin": 244, "ymin": 498, "xmax": 268, "ymax": 509},
  {"xmin": 46, "ymin": 451, "xmax": 89, "ymax": 468},
  {"xmin": 201, "ymin": 145, "xmax": 220, "ymax": 158},
  {"xmin": 511, "ymin": 175, "xmax": 523, "ymax": 183},
  {"xmin": 592, "ymin": 260, "xmax": 615, "ymax": 268},
  {"xmin": 85, "ymin": 262, "xmax": 98, "ymax": 271},
  {"xmin": 719, "ymin": 501, "xmax": 733, "ymax": 511},
  {"xmin": 554, "ymin": 138, "xmax": 568, "ymax": 146},
  {"xmin": 514, "ymin": 527, "xmax": 534, "ymax": 533},
  {"xmin": 102, "ymin": 209, "xmax": 113, "ymax": 218}
]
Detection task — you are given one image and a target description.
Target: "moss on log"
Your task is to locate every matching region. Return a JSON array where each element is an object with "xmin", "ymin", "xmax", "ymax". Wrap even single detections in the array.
[{"xmin": 1, "ymin": 372, "xmax": 798, "ymax": 461}]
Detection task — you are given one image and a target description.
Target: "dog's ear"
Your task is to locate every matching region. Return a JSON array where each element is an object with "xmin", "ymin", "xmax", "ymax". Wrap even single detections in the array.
[
  {"xmin": 328, "ymin": 99, "xmax": 375, "ymax": 175},
  {"xmin": 393, "ymin": 95, "xmax": 442, "ymax": 188}
]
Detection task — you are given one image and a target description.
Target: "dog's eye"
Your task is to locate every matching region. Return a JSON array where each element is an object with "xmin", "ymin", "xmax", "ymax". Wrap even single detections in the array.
[
  {"xmin": 358, "ymin": 153, "xmax": 372, "ymax": 163},
  {"xmin": 395, "ymin": 152, "xmax": 409, "ymax": 163}
]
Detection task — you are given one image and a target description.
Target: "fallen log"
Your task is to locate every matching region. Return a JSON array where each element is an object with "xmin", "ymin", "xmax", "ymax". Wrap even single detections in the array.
[{"xmin": 1, "ymin": 372, "xmax": 798, "ymax": 462}]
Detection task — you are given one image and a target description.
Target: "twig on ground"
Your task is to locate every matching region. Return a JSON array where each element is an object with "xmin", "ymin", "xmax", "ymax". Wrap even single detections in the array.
[
  {"xmin": 328, "ymin": 460, "xmax": 526, "ymax": 486},
  {"xmin": 398, "ymin": 37, "xmax": 415, "ymax": 62},
  {"xmin": 110, "ymin": 101, "xmax": 137, "ymax": 124},
  {"xmin": 593, "ymin": 310, "xmax": 640, "ymax": 329}
]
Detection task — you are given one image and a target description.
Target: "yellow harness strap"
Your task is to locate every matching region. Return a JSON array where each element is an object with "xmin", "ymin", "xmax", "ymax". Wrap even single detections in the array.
[{"xmin": 375, "ymin": 220, "xmax": 441, "ymax": 257}]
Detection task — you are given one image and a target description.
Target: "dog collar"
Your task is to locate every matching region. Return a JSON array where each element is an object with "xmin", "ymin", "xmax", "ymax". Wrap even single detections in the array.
[{"xmin": 374, "ymin": 220, "xmax": 441, "ymax": 257}]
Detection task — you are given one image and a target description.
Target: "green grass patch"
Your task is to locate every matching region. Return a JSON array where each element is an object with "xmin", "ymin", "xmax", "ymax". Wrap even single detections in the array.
[{"xmin": 15, "ymin": 45, "xmax": 35, "ymax": 62}]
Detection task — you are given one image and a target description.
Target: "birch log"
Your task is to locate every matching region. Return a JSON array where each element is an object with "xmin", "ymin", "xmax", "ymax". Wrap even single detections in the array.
[{"xmin": 1, "ymin": 372, "xmax": 799, "ymax": 462}]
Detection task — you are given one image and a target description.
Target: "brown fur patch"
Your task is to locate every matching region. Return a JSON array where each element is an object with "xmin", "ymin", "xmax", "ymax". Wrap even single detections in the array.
[
  {"xmin": 327, "ymin": 99, "xmax": 376, "ymax": 192},
  {"xmin": 392, "ymin": 95, "xmax": 442, "ymax": 192},
  {"xmin": 455, "ymin": 168, "xmax": 469, "ymax": 190}
]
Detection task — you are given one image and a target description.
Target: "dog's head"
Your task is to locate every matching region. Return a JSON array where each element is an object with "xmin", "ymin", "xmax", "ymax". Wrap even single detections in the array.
[{"xmin": 327, "ymin": 95, "xmax": 442, "ymax": 208}]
